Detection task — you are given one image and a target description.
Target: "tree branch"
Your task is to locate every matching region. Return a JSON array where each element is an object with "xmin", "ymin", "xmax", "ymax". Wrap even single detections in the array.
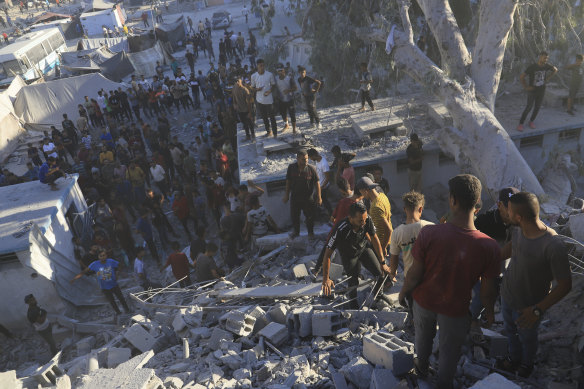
[
  {"xmin": 471, "ymin": 0, "xmax": 517, "ymax": 112},
  {"xmin": 397, "ymin": 0, "xmax": 414, "ymax": 44},
  {"xmin": 416, "ymin": 0, "xmax": 471, "ymax": 82}
]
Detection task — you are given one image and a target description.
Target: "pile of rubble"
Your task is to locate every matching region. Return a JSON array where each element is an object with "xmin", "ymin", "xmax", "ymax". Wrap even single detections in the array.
[{"xmin": 1, "ymin": 234, "xmax": 582, "ymax": 389}]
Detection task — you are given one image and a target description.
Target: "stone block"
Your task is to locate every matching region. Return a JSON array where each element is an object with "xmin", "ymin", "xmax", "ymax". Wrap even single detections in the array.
[
  {"xmin": 208, "ymin": 328, "xmax": 234, "ymax": 351},
  {"xmin": 223, "ymin": 310, "xmax": 256, "ymax": 337},
  {"xmin": 258, "ymin": 322, "xmax": 289, "ymax": 347},
  {"xmin": 330, "ymin": 368, "xmax": 348, "ymax": 389},
  {"xmin": 76, "ymin": 336, "xmax": 96, "ymax": 356},
  {"xmin": 293, "ymin": 263, "xmax": 309, "ymax": 278},
  {"xmin": 363, "ymin": 331, "xmax": 414, "ymax": 376},
  {"xmin": 312, "ymin": 312, "xmax": 345, "ymax": 337},
  {"xmin": 124, "ymin": 323, "xmax": 157, "ymax": 352},
  {"xmin": 340, "ymin": 356, "xmax": 373, "ymax": 389},
  {"xmin": 247, "ymin": 306, "xmax": 269, "ymax": 333},
  {"xmin": 329, "ymin": 262, "xmax": 344, "ymax": 281},
  {"xmin": 267, "ymin": 303, "xmax": 288, "ymax": 324},
  {"xmin": 0, "ymin": 371, "xmax": 22, "ymax": 389},
  {"xmin": 107, "ymin": 347, "xmax": 132, "ymax": 368},
  {"xmin": 468, "ymin": 373, "xmax": 520, "ymax": 389},
  {"xmin": 287, "ymin": 306, "xmax": 313, "ymax": 337},
  {"xmin": 369, "ymin": 368, "xmax": 401, "ymax": 389}
]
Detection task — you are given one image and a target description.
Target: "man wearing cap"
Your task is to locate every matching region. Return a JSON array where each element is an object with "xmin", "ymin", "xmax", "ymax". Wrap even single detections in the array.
[
  {"xmin": 25, "ymin": 294, "xmax": 58, "ymax": 355},
  {"xmin": 321, "ymin": 202, "xmax": 391, "ymax": 309},
  {"xmin": 232, "ymin": 75, "xmax": 255, "ymax": 140},
  {"xmin": 357, "ymin": 176, "xmax": 393, "ymax": 257},
  {"xmin": 275, "ymin": 63, "xmax": 297, "ymax": 134},
  {"xmin": 251, "ymin": 59, "xmax": 278, "ymax": 137},
  {"xmin": 283, "ymin": 150, "xmax": 321, "ymax": 238},
  {"xmin": 406, "ymin": 134, "xmax": 423, "ymax": 192}
]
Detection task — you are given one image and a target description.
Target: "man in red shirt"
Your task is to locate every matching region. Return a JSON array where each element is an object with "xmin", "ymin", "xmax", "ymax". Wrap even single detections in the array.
[
  {"xmin": 161, "ymin": 241, "xmax": 193, "ymax": 287},
  {"xmin": 172, "ymin": 190, "xmax": 192, "ymax": 239},
  {"xmin": 398, "ymin": 174, "xmax": 500, "ymax": 389}
]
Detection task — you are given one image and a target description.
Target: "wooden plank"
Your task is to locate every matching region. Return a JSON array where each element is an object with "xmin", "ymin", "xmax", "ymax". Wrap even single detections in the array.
[{"xmin": 217, "ymin": 283, "xmax": 323, "ymax": 299}]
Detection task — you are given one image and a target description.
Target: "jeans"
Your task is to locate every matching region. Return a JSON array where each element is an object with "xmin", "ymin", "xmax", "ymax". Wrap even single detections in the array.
[
  {"xmin": 278, "ymin": 100, "xmax": 296, "ymax": 124},
  {"xmin": 290, "ymin": 197, "xmax": 315, "ymax": 234},
  {"xmin": 102, "ymin": 285, "xmax": 130, "ymax": 314},
  {"xmin": 342, "ymin": 247, "xmax": 384, "ymax": 304},
  {"xmin": 320, "ymin": 185, "xmax": 333, "ymax": 215},
  {"xmin": 304, "ymin": 94, "xmax": 320, "ymax": 125},
  {"xmin": 413, "ymin": 301, "xmax": 470, "ymax": 389},
  {"xmin": 238, "ymin": 111, "xmax": 255, "ymax": 138},
  {"xmin": 519, "ymin": 88, "xmax": 545, "ymax": 124},
  {"xmin": 501, "ymin": 298, "xmax": 540, "ymax": 366},
  {"xmin": 37, "ymin": 324, "xmax": 58, "ymax": 355},
  {"xmin": 257, "ymin": 102, "xmax": 277, "ymax": 136}
]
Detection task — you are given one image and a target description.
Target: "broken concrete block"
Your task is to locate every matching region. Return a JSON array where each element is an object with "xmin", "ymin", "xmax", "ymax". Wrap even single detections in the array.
[
  {"xmin": 340, "ymin": 356, "xmax": 373, "ymax": 389},
  {"xmin": 0, "ymin": 371, "xmax": 22, "ymax": 389},
  {"xmin": 219, "ymin": 352, "xmax": 243, "ymax": 370},
  {"xmin": 267, "ymin": 303, "xmax": 288, "ymax": 324},
  {"xmin": 468, "ymin": 373, "xmax": 520, "ymax": 389},
  {"xmin": 208, "ymin": 328, "xmax": 234, "ymax": 351},
  {"xmin": 370, "ymin": 368, "xmax": 401, "ymax": 389},
  {"xmin": 258, "ymin": 322, "xmax": 288, "ymax": 347},
  {"xmin": 190, "ymin": 326, "xmax": 211, "ymax": 339},
  {"xmin": 329, "ymin": 367, "xmax": 348, "ymax": 389},
  {"xmin": 462, "ymin": 360, "xmax": 490, "ymax": 380},
  {"xmin": 346, "ymin": 310, "xmax": 408, "ymax": 330},
  {"xmin": 55, "ymin": 374, "xmax": 71, "ymax": 389},
  {"xmin": 173, "ymin": 309, "xmax": 188, "ymax": 332},
  {"xmin": 164, "ymin": 376, "xmax": 184, "ymax": 389},
  {"xmin": 76, "ymin": 336, "xmax": 96, "ymax": 356},
  {"xmin": 107, "ymin": 347, "xmax": 132, "ymax": 368},
  {"xmin": 312, "ymin": 312, "xmax": 345, "ymax": 337},
  {"xmin": 169, "ymin": 361, "xmax": 192, "ymax": 373},
  {"xmin": 363, "ymin": 331, "xmax": 414, "ymax": 376},
  {"xmin": 223, "ymin": 310, "xmax": 256, "ymax": 336},
  {"xmin": 182, "ymin": 306, "xmax": 204, "ymax": 327},
  {"xmin": 87, "ymin": 353, "xmax": 99, "ymax": 373},
  {"xmin": 293, "ymin": 263, "xmax": 309, "ymax": 278},
  {"xmin": 34, "ymin": 353, "xmax": 64, "ymax": 386},
  {"xmin": 154, "ymin": 311, "xmax": 172, "ymax": 326},
  {"xmin": 124, "ymin": 324, "xmax": 157, "ymax": 353},
  {"xmin": 329, "ymin": 262, "xmax": 344, "ymax": 281},
  {"xmin": 247, "ymin": 306, "xmax": 269, "ymax": 333},
  {"xmin": 287, "ymin": 306, "xmax": 313, "ymax": 337},
  {"xmin": 233, "ymin": 368, "xmax": 252, "ymax": 381},
  {"xmin": 481, "ymin": 328, "xmax": 508, "ymax": 358}
]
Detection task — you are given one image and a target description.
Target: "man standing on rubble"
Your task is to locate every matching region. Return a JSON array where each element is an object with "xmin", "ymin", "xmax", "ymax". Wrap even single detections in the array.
[
  {"xmin": 321, "ymin": 202, "xmax": 391, "ymax": 309},
  {"xmin": 357, "ymin": 176, "xmax": 392, "ymax": 258},
  {"xmin": 518, "ymin": 51, "xmax": 557, "ymax": 131},
  {"xmin": 497, "ymin": 192, "xmax": 572, "ymax": 378},
  {"xmin": 398, "ymin": 174, "xmax": 501, "ymax": 389},
  {"xmin": 25, "ymin": 294, "xmax": 58, "ymax": 355},
  {"xmin": 283, "ymin": 150, "xmax": 321, "ymax": 238}
]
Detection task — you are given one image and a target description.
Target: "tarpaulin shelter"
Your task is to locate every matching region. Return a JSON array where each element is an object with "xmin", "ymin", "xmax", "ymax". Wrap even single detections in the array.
[
  {"xmin": 77, "ymin": 36, "xmax": 129, "ymax": 52},
  {"xmin": 32, "ymin": 11, "xmax": 71, "ymax": 24},
  {"xmin": 0, "ymin": 77, "xmax": 26, "ymax": 161},
  {"xmin": 155, "ymin": 15, "xmax": 185, "ymax": 50},
  {"xmin": 99, "ymin": 51, "xmax": 135, "ymax": 81},
  {"xmin": 127, "ymin": 41, "xmax": 172, "ymax": 76},
  {"xmin": 13, "ymin": 73, "xmax": 123, "ymax": 128}
]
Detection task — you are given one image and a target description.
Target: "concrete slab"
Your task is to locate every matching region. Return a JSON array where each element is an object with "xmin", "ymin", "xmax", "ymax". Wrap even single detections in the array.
[
  {"xmin": 468, "ymin": 373, "xmax": 520, "ymax": 389},
  {"xmin": 0, "ymin": 371, "xmax": 22, "ymax": 389},
  {"xmin": 217, "ymin": 283, "xmax": 323, "ymax": 299},
  {"xmin": 124, "ymin": 324, "xmax": 157, "ymax": 353},
  {"xmin": 350, "ymin": 108, "xmax": 404, "ymax": 139},
  {"xmin": 292, "ymin": 263, "xmax": 309, "ymax": 278},
  {"xmin": 260, "ymin": 137, "xmax": 295, "ymax": 154},
  {"xmin": 107, "ymin": 347, "xmax": 132, "ymax": 368}
]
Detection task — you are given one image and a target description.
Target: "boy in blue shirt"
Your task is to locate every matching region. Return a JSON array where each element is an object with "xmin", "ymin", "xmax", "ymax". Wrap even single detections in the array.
[{"xmin": 71, "ymin": 249, "xmax": 130, "ymax": 314}]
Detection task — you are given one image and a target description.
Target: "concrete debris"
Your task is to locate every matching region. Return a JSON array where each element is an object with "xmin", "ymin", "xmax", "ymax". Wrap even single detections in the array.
[
  {"xmin": 106, "ymin": 347, "xmax": 131, "ymax": 368},
  {"xmin": 163, "ymin": 376, "xmax": 184, "ymax": 389},
  {"xmin": 312, "ymin": 312, "xmax": 346, "ymax": 337},
  {"xmin": 258, "ymin": 322, "xmax": 289, "ymax": 347},
  {"xmin": 369, "ymin": 368, "xmax": 403, "ymax": 389},
  {"xmin": 468, "ymin": 373, "xmax": 520, "ymax": 389},
  {"xmin": 223, "ymin": 310, "xmax": 257, "ymax": 336},
  {"xmin": 340, "ymin": 356, "xmax": 373, "ymax": 389},
  {"xmin": 208, "ymin": 328, "xmax": 234, "ymax": 351},
  {"xmin": 363, "ymin": 331, "xmax": 414, "ymax": 376},
  {"xmin": 123, "ymin": 324, "xmax": 158, "ymax": 353},
  {"xmin": 0, "ymin": 370, "xmax": 22, "ymax": 389},
  {"xmin": 267, "ymin": 303, "xmax": 288, "ymax": 325}
]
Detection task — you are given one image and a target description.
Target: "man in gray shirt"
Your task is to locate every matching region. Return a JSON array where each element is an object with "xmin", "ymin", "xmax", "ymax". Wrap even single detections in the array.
[{"xmin": 498, "ymin": 192, "xmax": 572, "ymax": 378}]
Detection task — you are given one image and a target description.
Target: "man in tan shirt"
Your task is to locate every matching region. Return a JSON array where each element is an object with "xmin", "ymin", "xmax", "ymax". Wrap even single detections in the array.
[{"xmin": 232, "ymin": 75, "xmax": 255, "ymax": 140}]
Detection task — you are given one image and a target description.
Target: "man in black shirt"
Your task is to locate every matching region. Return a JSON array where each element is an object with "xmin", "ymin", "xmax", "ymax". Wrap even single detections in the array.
[
  {"xmin": 406, "ymin": 133, "xmax": 423, "ymax": 192},
  {"xmin": 518, "ymin": 51, "xmax": 557, "ymax": 131},
  {"xmin": 25, "ymin": 294, "xmax": 58, "ymax": 355},
  {"xmin": 322, "ymin": 202, "xmax": 391, "ymax": 309},
  {"xmin": 565, "ymin": 54, "xmax": 583, "ymax": 115},
  {"xmin": 283, "ymin": 150, "xmax": 322, "ymax": 238}
]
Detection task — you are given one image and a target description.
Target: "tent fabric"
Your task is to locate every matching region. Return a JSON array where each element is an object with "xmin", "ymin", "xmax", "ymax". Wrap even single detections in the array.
[
  {"xmin": 13, "ymin": 73, "xmax": 123, "ymax": 126},
  {"xmin": 33, "ymin": 12, "xmax": 71, "ymax": 24},
  {"xmin": 0, "ymin": 85, "xmax": 25, "ymax": 162},
  {"xmin": 127, "ymin": 41, "xmax": 173, "ymax": 77},
  {"xmin": 78, "ymin": 37, "xmax": 129, "ymax": 52},
  {"xmin": 155, "ymin": 15, "xmax": 185, "ymax": 50},
  {"xmin": 83, "ymin": 0, "xmax": 116, "ymax": 12},
  {"xmin": 99, "ymin": 51, "xmax": 135, "ymax": 82},
  {"xmin": 127, "ymin": 32, "xmax": 156, "ymax": 52}
]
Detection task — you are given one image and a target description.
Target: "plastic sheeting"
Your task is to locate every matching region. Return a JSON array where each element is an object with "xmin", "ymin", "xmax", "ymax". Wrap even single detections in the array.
[
  {"xmin": 61, "ymin": 47, "xmax": 116, "ymax": 72},
  {"xmin": 127, "ymin": 41, "xmax": 173, "ymax": 77},
  {"xmin": 128, "ymin": 32, "xmax": 156, "ymax": 52},
  {"xmin": 78, "ymin": 36, "xmax": 129, "ymax": 52},
  {"xmin": 99, "ymin": 51, "xmax": 135, "ymax": 82},
  {"xmin": 13, "ymin": 73, "xmax": 123, "ymax": 127},
  {"xmin": 0, "ymin": 77, "xmax": 25, "ymax": 161},
  {"xmin": 83, "ymin": 0, "xmax": 116, "ymax": 12},
  {"xmin": 155, "ymin": 15, "xmax": 185, "ymax": 50}
]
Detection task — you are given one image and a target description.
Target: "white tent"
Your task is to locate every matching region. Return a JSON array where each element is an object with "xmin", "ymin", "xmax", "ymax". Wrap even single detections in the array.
[
  {"xmin": 13, "ymin": 73, "xmax": 123, "ymax": 127},
  {"xmin": 0, "ymin": 77, "xmax": 26, "ymax": 161},
  {"xmin": 127, "ymin": 41, "xmax": 173, "ymax": 77}
]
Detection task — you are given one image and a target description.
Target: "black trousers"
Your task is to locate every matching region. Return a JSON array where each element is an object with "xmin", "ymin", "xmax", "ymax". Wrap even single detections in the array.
[
  {"xmin": 238, "ymin": 111, "xmax": 255, "ymax": 138},
  {"xmin": 179, "ymin": 275, "xmax": 192, "ymax": 288},
  {"xmin": 145, "ymin": 238, "xmax": 160, "ymax": 262},
  {"xmin": 342, "ymin": 248, "xmax": 384, "ymax": 306},
  {"xmin": 278, "ymin": 100, "xmax": 296, "ymax": 124},
  {"xmin": 257, "ymin": 102, "xmax": 277, "ymax": 136},
  {"xmin": 102, "ymin": 285, "xmax": 130, "ymax": 314},
  {"xmin": 361, "ymin": 90, "xmax": 374, "ymax": 108},
  {"xmin": 520, "ymin": 88, "xmax": 545, "ymax": 124},
  {"xmin": 304, "ymin": 94, "xmax": 320, "ymax": 124},
  {"xmin": 290, "ymin": 197, "xmax": 315, "ymax": 234},
  {"xmin": 321, "ymin": 185, "xmax": 333, "ymax": 215},
  {"xmin": 37, "ymin": 324, "xmax": 58, "ymax": 355}
]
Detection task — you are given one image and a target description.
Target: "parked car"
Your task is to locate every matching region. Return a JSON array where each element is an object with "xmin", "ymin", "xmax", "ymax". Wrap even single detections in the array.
[{"xmin": 212, "ymin": 11, "xmax": 232, "ymax": 29}]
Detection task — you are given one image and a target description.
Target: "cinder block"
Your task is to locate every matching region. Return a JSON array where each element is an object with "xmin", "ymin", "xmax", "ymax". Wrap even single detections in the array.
[
  {"xmin": 481, "ymin": 328, "xmax": 508, "ymax": 358},
  {"xmin": 123, "ymin": 323, "xmax": 157, "ymax": 352},
  {"xmin": 107, "ymin": 347, "xmax": 132, "ymax": 368},
  {"xmin": 34, "ymin": 356, "xmax": 64, "ymax": 386},
  {"xmin": 223, "ymin": 310, "xmax": 256, "ymax": 337},
  {"xmin": 312, "ymin": 312, "xmax": 345, "ymax": 337},
  {"xmin": 293, "ymin": 263, "xmax": 309, "ymax": 278},
  {"xmin": 258, "ymin": 322, "xmax": 288, "ymax": 347},
  {"xmin": 208, "ymin": 328, "xmax": 234, "ymax": 351},
  {"xmin": 363, "ymin": 331, "xmax": 414, "ymax": 376},
  {"xmin": 247, "ymin": 306, "xmax": 269, "ymax": 333},
  {"xmin": 370, "ymin": 368, "xmax": 401, "ymax": 389},
  {"xmin": 287, "ymin": 306, "xmax": 313, "ymax": 337},
  {"xmin": 267, "ymin": 303, "xmax": 288, "ymax": 324}
]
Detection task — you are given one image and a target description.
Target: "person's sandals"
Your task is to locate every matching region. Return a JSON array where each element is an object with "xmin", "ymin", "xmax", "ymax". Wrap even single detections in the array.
[{"xmin": 495, "ymin": 356, "xmax": 519, "ymax": 373}]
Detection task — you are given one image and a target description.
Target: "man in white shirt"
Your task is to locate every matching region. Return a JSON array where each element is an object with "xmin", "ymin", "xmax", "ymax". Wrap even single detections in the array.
[
  {"xmin": 150, "ymin": 160, "xmax": 168, "ymax": 195},
  {"xmin": 307, "ymin": 148, "xmax": 332, "ymax": 216},
  {"xmin": 244, "ymin": 195, "xmax": 280, "ymax": 240},
  {"xmin": 96, "ymin": 90, "xmax": 107, "ymax": 111},
  {"xmin": 389, "ymin": 191, "xmax": 434, "ymax": 281},
  {"xmin": 42, "ymin": 138, "xmax": 58, "ymax": 159},
  {"xmin": 251, "ymin": 59, "xmax": 278, "ymax": 137}
]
